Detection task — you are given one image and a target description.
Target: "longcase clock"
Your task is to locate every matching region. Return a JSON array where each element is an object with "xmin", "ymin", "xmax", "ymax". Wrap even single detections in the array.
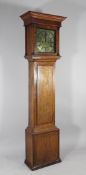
[{"xmin": 20, "ymin": 11, "xmax": 66, "ymax": 170}]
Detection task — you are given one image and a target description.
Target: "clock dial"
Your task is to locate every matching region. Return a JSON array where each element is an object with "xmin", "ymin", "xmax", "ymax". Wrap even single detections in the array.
[{"xmin": 34, "ymin": 28, "xmax": 56, "ymax": 53}]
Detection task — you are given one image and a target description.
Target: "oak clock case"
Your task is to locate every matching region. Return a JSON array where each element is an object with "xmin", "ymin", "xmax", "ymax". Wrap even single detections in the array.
[{"xmin": 20, "ymin": 11, "xmax": 66, "ymax": 170}]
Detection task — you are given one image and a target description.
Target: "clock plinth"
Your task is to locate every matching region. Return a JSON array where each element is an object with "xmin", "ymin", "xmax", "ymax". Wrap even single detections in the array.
[
  {"xmin": 25, "ymin": 127, "xmax": 61, "ymax": 170},
  {"xmin": 20, "ymin": 11, "xmax": 66, "ymax": 170}
]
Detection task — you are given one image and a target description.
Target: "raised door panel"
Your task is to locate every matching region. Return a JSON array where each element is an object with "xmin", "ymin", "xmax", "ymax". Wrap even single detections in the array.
[
  {"xmin": 33, "ymin": 130, "xmax": 59, "ymax": 166},
  {"xmin": 36, "ymin": 65, "xmax": 55, "ymax": 125}
]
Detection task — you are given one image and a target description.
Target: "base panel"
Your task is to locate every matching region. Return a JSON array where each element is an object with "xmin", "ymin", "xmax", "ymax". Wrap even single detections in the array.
[{"xmin": 25, "ymin": 127, "xmax": 61, "ymax": 170}]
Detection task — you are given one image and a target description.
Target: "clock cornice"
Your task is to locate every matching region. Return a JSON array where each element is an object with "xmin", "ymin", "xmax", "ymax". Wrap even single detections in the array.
[{"xmin": 20, "ymin": 11, "xmax": 66, "ymax": 26}]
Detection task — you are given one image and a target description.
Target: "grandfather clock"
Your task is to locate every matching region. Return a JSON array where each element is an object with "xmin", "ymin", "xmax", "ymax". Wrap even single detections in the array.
[{"xmin": 20, "ymin": 11, "xmax": 66, "ymax": 170}]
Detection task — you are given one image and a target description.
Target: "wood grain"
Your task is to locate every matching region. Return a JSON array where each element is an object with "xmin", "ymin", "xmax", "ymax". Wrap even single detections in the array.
[{"xmin": 37, "ymin": 65, "xmax": 54, "ymax": 125}]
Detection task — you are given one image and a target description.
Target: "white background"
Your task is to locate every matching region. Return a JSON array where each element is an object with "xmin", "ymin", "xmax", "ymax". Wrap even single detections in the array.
[{"xmin": 0, "ymin": 0, "xmax": 86, "ymax": 174}]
